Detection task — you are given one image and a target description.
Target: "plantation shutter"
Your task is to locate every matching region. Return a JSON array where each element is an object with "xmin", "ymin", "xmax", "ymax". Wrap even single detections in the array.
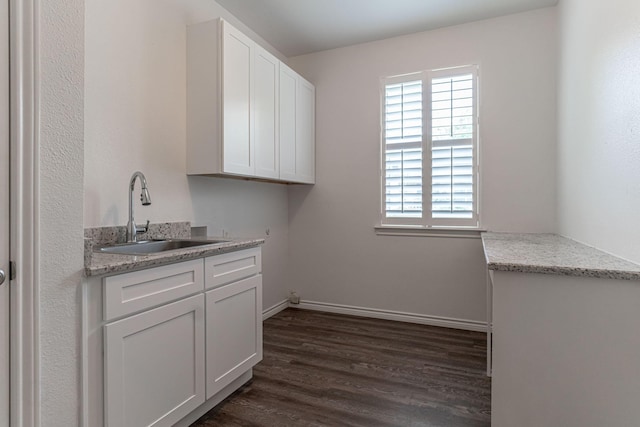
[
  {"xmin": 430, "ymin": 73, "xmax": 476, "ymax": 221},
  {"xmin": 383, "ymin": 79, "xmax": 423, "ymax": 219},
  {"xmin": 381, "ymin": 66, "xmax": 478, "ymax": 227}
]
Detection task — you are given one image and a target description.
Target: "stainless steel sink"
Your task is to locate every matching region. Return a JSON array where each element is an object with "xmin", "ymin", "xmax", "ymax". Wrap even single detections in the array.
[{"xmin": 96, "ymin": 239, "xmax": 230, "ymax": 256}]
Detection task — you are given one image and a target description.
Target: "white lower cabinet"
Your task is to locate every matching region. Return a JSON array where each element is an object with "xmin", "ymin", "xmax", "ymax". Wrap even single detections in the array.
[
  {"xmin": 206, "ymin": 274, "xmax": 263, "ymax": 398},
  {"xmin": 91, "ymin": 247, "xmax": 263, "ymax": 427},
  {"xmin": 104, "ymin": 294, "xmax": 206, "ymax": 427}
]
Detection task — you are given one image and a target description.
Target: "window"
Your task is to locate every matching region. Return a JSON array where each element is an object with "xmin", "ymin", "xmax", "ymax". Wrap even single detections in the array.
[{"xmin": 381, "ymin": 65, "xmax": 479, "ymax": 228}]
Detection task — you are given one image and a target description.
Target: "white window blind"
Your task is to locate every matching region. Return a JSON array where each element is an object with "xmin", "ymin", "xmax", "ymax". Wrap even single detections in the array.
[
  {"xmin": 384, "ymin": 79, "xmax": 423, "ymax": 218},
  {"xmin": 382, "ymin": 66, "xmax": 478, "ymax": 227}
]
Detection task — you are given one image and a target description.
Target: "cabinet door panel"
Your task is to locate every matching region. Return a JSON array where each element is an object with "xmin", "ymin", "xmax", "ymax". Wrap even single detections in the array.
[
  {"xmin": 103, "ymin": 258, "xmax": 204, "ymax": 321},
  {"xmin": 206, "ymin": 275, "xmax": 262, "ymax": 399},
  {"xmin": 279, "ymin": 64, "xmax": 297, "ymax": 181},
  {"xmin": 254, "ymin": 45, "xmax": 279, "ymax": 179},
  {"xmin": 296, "ymin": 78, "xmax": 316, "ymax": 184},
  {"xmin": 104, "ymin": 295, "xmax": 205, "ymax": 427},
  {"xmin": 204, "ymin": 247, "xmax": 261, "ymax": 290},
  {"xmin": 222, "ymin": 22, "xmax": 253, "ymax": 176}
]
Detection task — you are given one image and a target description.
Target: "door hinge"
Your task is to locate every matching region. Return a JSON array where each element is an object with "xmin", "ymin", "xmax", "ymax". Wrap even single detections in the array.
[{"xmin": 9, "ymin": 261, "xmax": 16, "ymax": 280}]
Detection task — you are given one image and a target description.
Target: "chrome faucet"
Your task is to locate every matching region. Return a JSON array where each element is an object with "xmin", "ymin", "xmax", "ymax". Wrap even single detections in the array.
[{"xmin": 127, "ymin": 171, "xmax": 152, "ymax": 242}]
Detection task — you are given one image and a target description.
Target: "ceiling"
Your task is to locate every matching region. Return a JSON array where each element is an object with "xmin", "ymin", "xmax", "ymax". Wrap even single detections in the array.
[{"xmin": 215, "ymin": 0, "xmax": 558, "ymax": 57}]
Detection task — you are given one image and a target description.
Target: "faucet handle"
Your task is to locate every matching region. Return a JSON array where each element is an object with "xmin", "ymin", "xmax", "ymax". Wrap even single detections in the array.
[{"xmin": 136, "ymin": 219, "xmax": 150, "ymax": 234}]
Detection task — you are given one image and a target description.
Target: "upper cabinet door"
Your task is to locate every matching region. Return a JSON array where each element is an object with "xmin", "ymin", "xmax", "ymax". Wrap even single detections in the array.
[
  {"xmin": 296, "ymin": 77, "xmax": 316, "ymax": 184},
  {"xmin": 280, "ymin": 65, "xmax": 316, "ymax": 184},
  {"xmin": 279, "ymin": 64, "xmax": 297, "ymax": 182},
  {"xmin": 222, "ymin": 22, "xmax": 254, "ymax": 176},
  {"xmin": 253, "ymin": 45, "xmax": 279, "ymax": 179}
]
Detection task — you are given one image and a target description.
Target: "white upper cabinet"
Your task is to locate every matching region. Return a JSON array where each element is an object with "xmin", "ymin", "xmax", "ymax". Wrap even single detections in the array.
[
  {"xmin": 221, "ymin": 22, "xmax": 254, "ymax": 175},
  {"xmin": 253, "ymin": 45, "xmax": 279, "ymax": 179},
  {"xmin": 295, "ymin": 76, "xmax": 316, "ymax": 184},
  {"xmin": 279, "ymin": 64, "xmax": 297, "ymax": 181},
  {"xmin": 279, "ymin": 63, "xmax": 316, "ymax": 184},
  {"xmin": 187, "ymin": 18, "xmax": 314, "ymax": 184}
]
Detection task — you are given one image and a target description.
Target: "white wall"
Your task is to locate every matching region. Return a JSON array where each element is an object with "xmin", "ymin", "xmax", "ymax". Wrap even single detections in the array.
[
  {"xmin": 287, "ymin": 8, "xmax": 557, "ymax": 323},
  {"xmin": 557, "ymin": 0, "xmax": 640, "ymax": 264},
  {"xmin": 39, "ymin": 0, "xmax": 85, "ymax": 423},
  {"xmin": 84, "ymin": 0, "xmax": 289, "ymax": 311},
  {"xmin": 188, "ymin": 177, "xmax": 289, "ymax": 311}
]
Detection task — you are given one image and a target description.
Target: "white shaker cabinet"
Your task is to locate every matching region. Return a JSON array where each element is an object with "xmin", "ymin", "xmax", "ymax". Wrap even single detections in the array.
[
  {"xmin": 221, "ymin": 22, "xmax": 253, "ymax": 176},
  {"xmin": 253, "ymin": 44, "xmax": 280, "ymax": 179},
  {"xmin": 205, "ymin": 275, "xmax": 263, "ymax": 398},
  {"xmin": 204, "ymin": 247, "xmax": 263, "ymax": 398},
  {"xmin": 279, "ymin": 63, "xmax": 315, "ymax": 184},
  {"xmin": 187, "ymin": 19, "xmax": 254, "ymax": 176},
  {"xmin": 85, "ymin": 247, "xmax": 264, "ymax": 427},
  {"xmin": 221, "ymin": 24, "xmax": 279, "ymax": 179},
  {"xmin": 295, "ymin": 76, "xmax": 316, "ymax": 183},
  {"xmin": 104, "ymin": 294, "xmax": 206, "ymax": 427},
  {"xmin": 187, "ymin": 18, "xmax": 314, "ymax": 184}
]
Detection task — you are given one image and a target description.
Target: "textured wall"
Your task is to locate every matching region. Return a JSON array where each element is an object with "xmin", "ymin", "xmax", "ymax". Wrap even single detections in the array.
[
  {"xmin": 39, "ymin": 0, "xmax": 85, "ymax": 423},
  {"xmin": 84, "ymin": 0, "xmax": 290, "ymax": 311},
  {"xmin": 287, "ymin": 8, "xmax": 557, "ymax": 323},
  {"xmin": 557, "ymin": 0, "xmax": 640, "ymax": 263},
  {"xmin": 83, "ymin": 0, "xmax": 286, "ymax": 228}
]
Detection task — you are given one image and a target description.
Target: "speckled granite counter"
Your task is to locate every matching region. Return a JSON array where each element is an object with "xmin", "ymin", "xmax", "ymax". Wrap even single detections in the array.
[
  {"xmin": 85, "ymin": 237, "xmax": 264, "ymax": 276},
  {"xmin": 84, "ymin": 222, "xmax": 264, "ymax": 276},
  {"xmin": 481, "ymin": 232, "xmax": 640, "ymax": 281}
]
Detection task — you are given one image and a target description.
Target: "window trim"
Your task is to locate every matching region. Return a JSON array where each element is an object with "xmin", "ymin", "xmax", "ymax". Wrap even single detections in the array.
[{"xmin": 380, "ymin": 65, "xmax": 480, "ymax": 229}]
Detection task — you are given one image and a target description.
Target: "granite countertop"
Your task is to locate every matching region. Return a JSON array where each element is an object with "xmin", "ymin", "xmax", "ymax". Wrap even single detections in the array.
[
  {"xmin": 481, "ymin": 232, "xmax": 640, "ymax": 281},
  {"xmin": 85, "ymin": 237, "xmax": 265, "ymax": 277}
]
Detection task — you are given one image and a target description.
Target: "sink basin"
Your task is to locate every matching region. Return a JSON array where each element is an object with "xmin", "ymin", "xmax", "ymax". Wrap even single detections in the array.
[{"xmin": 96, "ymin": 239, "xmax": 230, "ymax": 256}]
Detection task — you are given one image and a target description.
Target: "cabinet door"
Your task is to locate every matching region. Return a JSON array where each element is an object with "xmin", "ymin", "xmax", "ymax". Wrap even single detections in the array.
[
  {"xmin": 206, "ymin": 275, "xmax": 262, "ymax": 399},
  {"xmin": 222, "ymin": 21, "xmax": 254, "ymax": 176},
  {"xmin": 279, "ymin": 64, "xmax": 297, "ymax": 181},
  {"xmin": 104, "ymin": 295, "xmax": 205, "ymax": 427},
  {"xmin": 254, "ymin": 45, "xmax": 279, "ymax": 179},
  {"xmin": 296, "ymin": 77, "xmax": 316, "ymax": 184}
]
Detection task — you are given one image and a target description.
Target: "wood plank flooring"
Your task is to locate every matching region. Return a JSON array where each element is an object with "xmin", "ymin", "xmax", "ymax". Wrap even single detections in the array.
[{"xmin": 191, "ymin": 308, "xmax": 491, "ymax": 427}]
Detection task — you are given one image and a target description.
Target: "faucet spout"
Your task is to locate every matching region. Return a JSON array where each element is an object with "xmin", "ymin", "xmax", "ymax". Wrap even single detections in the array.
[{"xmin": 127, "ymin": 171, "xmax": 152, "ymax": 242}]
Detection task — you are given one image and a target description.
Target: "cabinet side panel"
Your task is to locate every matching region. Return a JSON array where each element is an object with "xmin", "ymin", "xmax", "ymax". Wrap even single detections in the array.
[
  {"xmin": 83, "ymin": 277, "xmax": 105, "ymax": 427},
  {"xmin": 187, "ymin": 20, "xmax": 220, "ymax": 175},
  {"xmin": 492, "ymin": 272, "xmax": 640, "ymax": 426}
]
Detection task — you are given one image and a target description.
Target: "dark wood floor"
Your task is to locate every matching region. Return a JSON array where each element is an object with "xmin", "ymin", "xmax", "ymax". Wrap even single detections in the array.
[{"xmin": 191, "ymin": 308, "xmax": 491, "ymax": 427}]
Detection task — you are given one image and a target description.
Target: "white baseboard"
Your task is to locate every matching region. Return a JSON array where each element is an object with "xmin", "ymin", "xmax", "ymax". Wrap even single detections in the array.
[
  {"xmin": 262, "ymin": 299, "xmax": 289, "ymax": 320},
  {"xmin": 293, "ymin": 300, "xmax": 487, "ymax": 332}
]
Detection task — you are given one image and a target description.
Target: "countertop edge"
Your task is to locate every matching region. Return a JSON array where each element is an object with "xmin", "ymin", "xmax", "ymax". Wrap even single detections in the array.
[
  {"xmin": 85, "ymin": 239, "xmax": 265, "ymax": 277},
  {"xmin": 486, "ymin": 262, "xmax": 640, "ymax": 281},
  {"xmin": 482, "ymin": 232, "xmax": 640, "ymax": 281}
]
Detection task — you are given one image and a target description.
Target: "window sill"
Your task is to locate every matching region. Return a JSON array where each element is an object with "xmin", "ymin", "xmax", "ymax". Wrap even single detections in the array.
[{"xmin": 374, "ymin": 225, "xmax": 486, "ymax": 239}]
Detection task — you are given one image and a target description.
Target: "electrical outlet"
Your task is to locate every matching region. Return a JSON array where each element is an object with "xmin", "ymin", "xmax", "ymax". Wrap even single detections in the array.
[{"xmin": 289, "ymin": 290, "xmax": 300, "ymax": 305}]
